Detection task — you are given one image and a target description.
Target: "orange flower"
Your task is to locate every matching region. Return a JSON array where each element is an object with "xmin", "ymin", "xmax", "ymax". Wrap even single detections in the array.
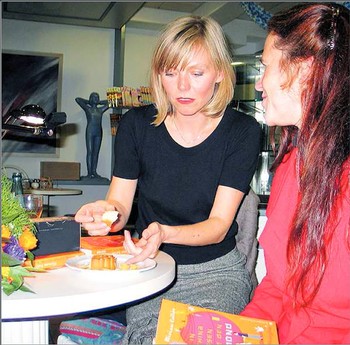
[
  {"xmin": 2, "ymin": 225, "xmax": 11, "ymax": 238},
  {"xmin": 19, "ymin": 228, "xmax": 38, "ymax": 251}
]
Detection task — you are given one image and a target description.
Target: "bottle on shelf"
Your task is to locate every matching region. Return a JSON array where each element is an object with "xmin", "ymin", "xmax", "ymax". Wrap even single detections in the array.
[{"xmin": 11, "ymin": 172, "xmax": 24, "ymax": 206}]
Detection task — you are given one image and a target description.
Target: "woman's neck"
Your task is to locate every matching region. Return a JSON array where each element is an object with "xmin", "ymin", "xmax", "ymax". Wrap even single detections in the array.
[{"xmin": 166, "ymin": 113, "xmax": 222, "ymax": 147}]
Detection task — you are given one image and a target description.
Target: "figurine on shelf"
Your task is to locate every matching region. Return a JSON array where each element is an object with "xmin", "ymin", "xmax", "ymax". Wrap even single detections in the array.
[{"xmin": 75, "ymin": 92, "xmax": 110, "ymax": 180}]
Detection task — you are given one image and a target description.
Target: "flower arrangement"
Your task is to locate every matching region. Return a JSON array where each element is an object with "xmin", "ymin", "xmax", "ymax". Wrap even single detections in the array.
[{"xmin": 1, "ymin": 173, "xmax": 44, "ymax": 295}]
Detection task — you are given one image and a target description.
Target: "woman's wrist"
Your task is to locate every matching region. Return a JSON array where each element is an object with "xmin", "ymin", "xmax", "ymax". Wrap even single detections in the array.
[{"xmin": 160, "ymin": 224, "xmax": 174, "ymax": 243}]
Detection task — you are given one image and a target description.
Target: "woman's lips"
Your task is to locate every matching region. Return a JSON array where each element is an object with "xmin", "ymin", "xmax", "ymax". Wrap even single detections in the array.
[{"xmin": 176, "ymin": 98, "xmax": 195, "ymax": 104}]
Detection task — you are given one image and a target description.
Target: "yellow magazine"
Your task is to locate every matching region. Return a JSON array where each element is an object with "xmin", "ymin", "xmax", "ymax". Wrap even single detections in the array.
[{"xmin": 155, "ymin": 299, "xmax": 279, "ymax": 344}]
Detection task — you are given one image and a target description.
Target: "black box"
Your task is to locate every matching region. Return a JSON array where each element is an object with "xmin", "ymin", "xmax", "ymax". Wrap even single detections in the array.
[{"xmin": 31, "ymin": 216, "xmax": 81, "ymax": 256}]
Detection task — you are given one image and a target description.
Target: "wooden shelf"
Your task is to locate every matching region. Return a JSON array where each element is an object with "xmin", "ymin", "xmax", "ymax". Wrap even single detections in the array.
[{"xmin": 55, "ymin": 178, "xmax": 110, "ymax": 186}]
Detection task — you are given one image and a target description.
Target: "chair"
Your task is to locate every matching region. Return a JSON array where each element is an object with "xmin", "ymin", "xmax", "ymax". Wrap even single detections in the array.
[{"xmin": 235, "ymin": 188, "xmax": 260, "ymax": 294}]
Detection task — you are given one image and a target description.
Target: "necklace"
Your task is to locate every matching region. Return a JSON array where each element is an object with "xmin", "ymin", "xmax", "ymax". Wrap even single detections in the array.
[{"xmin": 172, "ymin": 116, "xmax": 211, "ymax": 145}]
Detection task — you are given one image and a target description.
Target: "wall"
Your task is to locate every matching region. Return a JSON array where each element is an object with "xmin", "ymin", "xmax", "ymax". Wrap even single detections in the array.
[
  {"xmin": 2, "ymin": 19, "xmax": 115, "ymax": 215},
  {"xmin": 223, "ymin": 19, "xmax": 266, "ymax": 55},
  {"xmin": 124, "ymin": 27, "xmax": 160, "ymax": 87},
  {"xmin": 2, "ymin": 19, "xmax": 115, "ymax": 178}
]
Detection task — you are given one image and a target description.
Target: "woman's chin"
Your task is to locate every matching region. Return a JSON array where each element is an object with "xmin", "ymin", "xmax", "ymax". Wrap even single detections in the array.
[{"xmin": 263, "ymin": 112, "xmax": 273, "ymax": 126}]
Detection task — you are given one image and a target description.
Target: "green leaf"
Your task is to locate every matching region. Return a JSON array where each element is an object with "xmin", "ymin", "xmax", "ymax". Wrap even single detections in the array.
[
  {"xmin": 8, "ymin": 274, "xmax": 23, "ymax": 291},
  {"xmin": 2, "ymin": 281, "xmax": 16, "ymax": 296},
  {"xmin": 2, "ymin": 211, "xmax": 23, "ymax": 224},
  {"xmin": 13, "ymin": 265, "xmax": 34, "ymax": 277},
  {"xmin": 1, "ymin": 252, "xmax": 23, "ymax": 267},
  {"xmin": 1, "ymin": 173, "xmax": 37, "ymax": 237},
  {"xmin": 26, "ymin": 251, "xmax": 35, "ymax": 262},
  {"xmin": 19, "ymin": 284, "xmax": 36, "ymax": 294}
]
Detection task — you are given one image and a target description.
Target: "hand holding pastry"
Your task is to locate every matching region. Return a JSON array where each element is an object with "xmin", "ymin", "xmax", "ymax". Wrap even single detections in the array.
[{"xmin": 75, "ymin": 200, "xmax": 118, "ymax": 236}]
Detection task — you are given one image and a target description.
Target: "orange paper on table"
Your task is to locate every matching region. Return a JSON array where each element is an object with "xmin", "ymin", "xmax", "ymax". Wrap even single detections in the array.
[
  {"xmin": 154, "ymin": 299, "xmax": 279, "ymax": 344},
  {"xmin": 23, "ymin": 251, "xmax": 85, "ymax": 270},
  {"xmin": 80, "ymin": 235, "xmax": 138, "ymax": 255}
]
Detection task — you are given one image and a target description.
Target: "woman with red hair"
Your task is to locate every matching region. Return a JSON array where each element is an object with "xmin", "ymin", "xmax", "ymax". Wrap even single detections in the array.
[{"xmin": 241, "ymin": 3, "xmax": 350, "ymax": 344}]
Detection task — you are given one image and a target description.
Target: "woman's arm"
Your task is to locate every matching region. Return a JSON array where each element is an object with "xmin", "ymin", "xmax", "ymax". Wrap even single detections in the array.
[
  {"xmin": 125, "ymin": 185, "xmax": 244, "ymax": 263},
  {"xmin": 164, "ymin": 185, "xmax": 244, "ymax": 245},
  {"xmin": 105, "ymin": 176, "xmax": 138, "ymax": 231}
]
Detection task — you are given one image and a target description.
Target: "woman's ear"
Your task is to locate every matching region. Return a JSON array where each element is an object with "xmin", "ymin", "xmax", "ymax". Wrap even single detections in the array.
[{"xmin": 215, "ymin": 71, "xmax": 224, "ymax": 83}]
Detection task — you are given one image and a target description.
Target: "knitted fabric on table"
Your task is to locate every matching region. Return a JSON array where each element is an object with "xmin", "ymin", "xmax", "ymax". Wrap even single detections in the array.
[{"xmin": 59, "ymin": 317, "xmax": 126, "ymax": 345}]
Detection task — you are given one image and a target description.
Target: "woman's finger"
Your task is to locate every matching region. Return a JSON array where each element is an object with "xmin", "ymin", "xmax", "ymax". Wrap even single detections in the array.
[
  {"xmin": 126, "ymin": 249, "xmax": 151, "ymax": 264},
  {"xmin": 123, "ymin": 230, "xmax": 142, "ymax": 255}
]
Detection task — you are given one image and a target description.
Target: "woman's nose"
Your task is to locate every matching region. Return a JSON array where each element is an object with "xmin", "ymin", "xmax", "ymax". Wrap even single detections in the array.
[{"xmin": 178, "ymin": 74, "xmax": 190, "ymax": 91}]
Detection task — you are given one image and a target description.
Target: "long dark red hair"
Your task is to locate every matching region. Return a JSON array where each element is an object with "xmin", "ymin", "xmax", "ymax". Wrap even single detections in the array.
[{"xmin": 268, "ymin": 3, "xmax": 350, "ymax": 306}]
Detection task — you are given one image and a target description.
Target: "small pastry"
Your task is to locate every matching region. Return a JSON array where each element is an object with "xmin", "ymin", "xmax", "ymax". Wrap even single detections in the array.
[
  {"xmin": 90, "ymin": 254, "xmax": 117, "ymax": 270},
  {"xmin": 102, "ymin": 210, "xmax": 119, "ymax": 227}
]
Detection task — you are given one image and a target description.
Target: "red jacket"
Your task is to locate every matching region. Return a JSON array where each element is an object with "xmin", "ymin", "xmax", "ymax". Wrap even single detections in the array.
[{"xmin": 241, "ymin": 148, "xmax": 350, "ymax": 344}]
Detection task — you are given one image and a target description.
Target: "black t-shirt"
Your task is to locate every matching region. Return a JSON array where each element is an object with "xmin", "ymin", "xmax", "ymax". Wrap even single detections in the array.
[{"xmin": 113, "ymin": 104, "xmax": 261, "ymax": 264}]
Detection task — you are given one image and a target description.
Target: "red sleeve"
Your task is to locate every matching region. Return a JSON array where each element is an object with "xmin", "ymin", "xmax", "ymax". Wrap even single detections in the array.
[{"xmin": 240, "ymin": 273, "xmax": 283, "ymax": 322}]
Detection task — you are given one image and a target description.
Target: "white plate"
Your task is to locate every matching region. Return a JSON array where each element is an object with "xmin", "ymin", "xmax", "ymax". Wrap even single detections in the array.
[{"xmin": 65, "ymin": 254, "xmax": 157, "ymax": 274}]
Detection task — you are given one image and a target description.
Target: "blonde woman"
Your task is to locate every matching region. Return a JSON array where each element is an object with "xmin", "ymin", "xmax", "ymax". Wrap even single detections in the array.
[{"xmin": 76, "ymin": 15, "xmax": 261, "ymax": 344}]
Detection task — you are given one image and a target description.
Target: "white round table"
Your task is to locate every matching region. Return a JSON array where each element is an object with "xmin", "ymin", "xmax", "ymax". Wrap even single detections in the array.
[
  {"xmin": 29, "ymin": 188, "xmax": 82, "ymax": 216},
  {"xmin": 2, "ymin": 251, "xmax": 176, "ymax": 344}
]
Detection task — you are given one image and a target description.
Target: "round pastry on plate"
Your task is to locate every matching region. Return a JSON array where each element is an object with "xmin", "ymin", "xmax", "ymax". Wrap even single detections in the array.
[{"xmin": 90, "ymin": 254, "xmax": 117, "ymax": 270}]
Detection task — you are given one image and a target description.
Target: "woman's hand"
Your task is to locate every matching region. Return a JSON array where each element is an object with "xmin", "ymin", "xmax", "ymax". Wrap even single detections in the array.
[
  {"xmin": 75, "ymin": 200, "xmax": 119, "ymax": 236},
  {"xmin": 124, "ymin": 222, "xmax": 165, "ymax": 264}
]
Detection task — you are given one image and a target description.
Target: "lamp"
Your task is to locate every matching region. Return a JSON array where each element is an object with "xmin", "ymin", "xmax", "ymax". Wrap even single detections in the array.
[
  {"xmin": 2, "ymin": 104, "xmax": 66, "ymax": 137},
  {"xmin": 19, "ymin": 104, "xmax": 46, "ymax": 125}
]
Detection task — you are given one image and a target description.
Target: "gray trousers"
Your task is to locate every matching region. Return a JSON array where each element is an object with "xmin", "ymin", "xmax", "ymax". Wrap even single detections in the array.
[{"xmin": 122, "ymin": 247, "xmax": 252, "ymax": 345}]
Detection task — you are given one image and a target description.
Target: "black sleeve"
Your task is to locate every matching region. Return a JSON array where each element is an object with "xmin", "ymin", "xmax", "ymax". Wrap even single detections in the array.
[
  {"xmin": 220, "ymin": 114, "xmax": 262, "ymax": 193},
  {"xmin": 113, "ymin": 105, "xmax": 154, "ymax": 179}
]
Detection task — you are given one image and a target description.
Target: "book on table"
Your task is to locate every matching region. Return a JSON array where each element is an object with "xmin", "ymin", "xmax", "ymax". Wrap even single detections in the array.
[
  {"xmin": 23, "ymin": 250, "xmax": 85, "ymax": 270},
  {"xmin": 80, "ymin": 235, "xmax": 138, "ymax": 255},
  {"xmin": 154, "ymin": 299, "xmax": 279, "ymax": 345}
]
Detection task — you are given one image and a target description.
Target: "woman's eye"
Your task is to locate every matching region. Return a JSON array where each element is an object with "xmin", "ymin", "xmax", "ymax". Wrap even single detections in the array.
[
  {"xmin": 259, "ymin": 63, "xmax": 266, "ymax": 74},
  {"xmin": 164, "ymin": 71, "xmax": 175, "ymax": 76},
  {"xmin": 193, "ymin": 72, "xmax": 203, "ymax": 77}
]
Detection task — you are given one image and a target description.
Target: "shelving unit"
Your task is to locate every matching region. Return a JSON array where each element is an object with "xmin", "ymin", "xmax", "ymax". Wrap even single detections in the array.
[{"xmin": 54, "ymin": 179, "xmax": 110, "ymax": 186}]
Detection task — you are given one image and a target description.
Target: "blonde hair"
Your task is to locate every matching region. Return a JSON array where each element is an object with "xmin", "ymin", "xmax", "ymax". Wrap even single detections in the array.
[{"xmin": 150, "ymin": 15, "xmax": 235, "ymax": 126}]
